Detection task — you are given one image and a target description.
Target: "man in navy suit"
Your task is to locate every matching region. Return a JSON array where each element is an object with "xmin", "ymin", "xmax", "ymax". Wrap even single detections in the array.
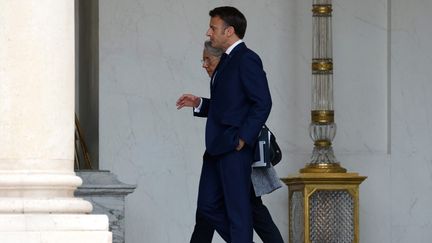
[
  {"xmin": 176, "ymin": 6, "xmax": 272, "ymax": 242},
  {"xmin": 183, "ymin": 40, "xmax": 283, "ymax": 243}
]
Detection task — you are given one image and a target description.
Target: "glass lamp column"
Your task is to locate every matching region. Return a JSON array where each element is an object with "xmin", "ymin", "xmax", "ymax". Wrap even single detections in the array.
[
  {"xmin": 302, "ymin": 0, "xmax": 344, "ymax": 173},
  {"xmin": 282, "ymin": 1, "xmax": 366, "ymax": 243}
]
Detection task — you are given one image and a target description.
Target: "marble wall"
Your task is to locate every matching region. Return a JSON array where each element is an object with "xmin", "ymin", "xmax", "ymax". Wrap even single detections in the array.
[{"xmin": 99, "ymin": 0, "xmax": 432, "ymax": 242}]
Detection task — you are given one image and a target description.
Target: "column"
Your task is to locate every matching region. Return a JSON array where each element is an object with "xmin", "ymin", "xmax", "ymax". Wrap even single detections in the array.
[{"xmin": 0, "ymin": 0, "xmax": 111, "ymax": 242}]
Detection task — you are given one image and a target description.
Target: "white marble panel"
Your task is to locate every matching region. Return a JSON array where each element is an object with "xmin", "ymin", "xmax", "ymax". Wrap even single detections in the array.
[
  {"xmin": 99, "ymin": 0, "xmax": 432, "ymax": 243},
  {"xmin": 99, "ymin": 1, "xmax": 305, "ymax": 242},
  {"xmin": 391, "ymin": 0, "xmax": 432, "ymax": 155},
  {"xmin": 333, "ymin": 0, "xmax": 388, "ymax": 154},
  {"xmin": 390, "ymin": 0, "xmax": 432, "ymax": 242}
]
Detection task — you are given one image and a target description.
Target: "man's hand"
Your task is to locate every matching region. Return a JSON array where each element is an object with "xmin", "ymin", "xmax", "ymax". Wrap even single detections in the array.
[
  {"xmin": 236, "ymin": 138, "xmax": 245, "ymax": 151},
  {"xmin": 176, "ymin": 94, "xmax": 200, "ymax": 110}
]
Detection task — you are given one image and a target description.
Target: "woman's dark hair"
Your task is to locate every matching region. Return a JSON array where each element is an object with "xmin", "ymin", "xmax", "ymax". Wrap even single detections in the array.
[{"xmin": 209, "ymin": 6, "xmax": 247, "ymax": 39}]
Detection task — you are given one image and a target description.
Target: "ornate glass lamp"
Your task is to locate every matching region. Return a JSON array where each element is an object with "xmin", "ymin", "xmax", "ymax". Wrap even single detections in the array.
[{"xmin": 282, "ymin": 1, "xmax": 366, "ymax": 242}]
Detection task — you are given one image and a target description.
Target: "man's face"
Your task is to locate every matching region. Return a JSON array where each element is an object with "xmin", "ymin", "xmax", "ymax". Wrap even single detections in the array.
[
  {"xmin": 202, "ymin": 50, "xmax": 220, "ymax": 77},
  {"xmin": 206, "ymin": 16, "xmax": 228, "ymax": 50}
]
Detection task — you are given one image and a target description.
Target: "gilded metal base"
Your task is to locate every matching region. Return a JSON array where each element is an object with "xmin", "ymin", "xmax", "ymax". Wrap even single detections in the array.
[
  {"xmin": 282, "ymin": 172, "xmax": 367, "ymax": 243},
  {"xmin": 300, "ymin": 163, "xmax": 347, "ymax": 173}
]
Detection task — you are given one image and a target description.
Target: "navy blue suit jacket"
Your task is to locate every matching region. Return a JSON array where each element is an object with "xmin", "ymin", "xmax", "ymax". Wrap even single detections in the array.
[{"xmin": 194, "ymin": 42, "xmax": 272, "ymax": 156}]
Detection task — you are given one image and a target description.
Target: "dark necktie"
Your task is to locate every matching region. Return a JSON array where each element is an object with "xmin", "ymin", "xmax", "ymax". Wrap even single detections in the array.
[
  {"xmin": 211, "ymin": 53, "xmax": 228, "ymax": 86},
  {"xmin": 219, "ymin": 53, "xmax": 228, "ymax": 65}
]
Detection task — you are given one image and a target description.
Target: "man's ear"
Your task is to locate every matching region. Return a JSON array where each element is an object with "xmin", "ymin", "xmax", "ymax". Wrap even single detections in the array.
[{"xmin": 225, "ymin": 26, "xmax": 235, "ymax": 37}]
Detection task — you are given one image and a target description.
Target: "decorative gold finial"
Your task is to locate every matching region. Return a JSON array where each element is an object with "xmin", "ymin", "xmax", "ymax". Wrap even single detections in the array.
[
  {"xmin": 312, "ymin": 59, "xmax": 333, "ymax": 73},
  {"xmin": 311, "ymin": 110, "xmax": 334, "ymax": 124},
  {"xmin": 312, "ymin": 4, "xmax": 332, "ymax": 16}
]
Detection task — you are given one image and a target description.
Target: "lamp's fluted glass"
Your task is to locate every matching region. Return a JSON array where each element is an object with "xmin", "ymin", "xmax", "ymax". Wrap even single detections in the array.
[
  {"xmin": 312, "ymin": 74, "xmax": 334, "ymax": 111},
  {"xmin": 312, "ymin": 0, "xmax": 333, "ymax": 111},
  {"xmin": 307, "ymin": 0, "xmax": 341, "ymax": 167}
]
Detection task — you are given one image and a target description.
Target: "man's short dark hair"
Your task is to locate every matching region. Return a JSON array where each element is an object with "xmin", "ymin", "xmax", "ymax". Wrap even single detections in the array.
[{"xmin": 209, "ymin": 6, "xmax": 247, "ymax": 39}]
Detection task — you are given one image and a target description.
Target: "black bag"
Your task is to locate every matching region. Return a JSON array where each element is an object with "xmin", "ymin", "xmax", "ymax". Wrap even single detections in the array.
[
  {"xmin": 252, "ymin": 125, "xmax": 282, "ymax": 167},
  {"xmin": 268, "ymin": 126, "xmax": 282, "ymax": 166}
]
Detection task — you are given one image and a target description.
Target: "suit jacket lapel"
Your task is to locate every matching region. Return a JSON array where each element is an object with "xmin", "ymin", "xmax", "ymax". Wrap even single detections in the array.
[{"xmin": 212, "ymin": 43, "xmax": 246, "ymax": 91}]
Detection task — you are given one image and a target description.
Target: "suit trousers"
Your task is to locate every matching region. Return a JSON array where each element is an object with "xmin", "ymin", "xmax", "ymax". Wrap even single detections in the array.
[
  {"xmin": 196, "ymin": 148, "xmax": 254, "ymax": 243},
  {"xmin": 191, "ymin": 188, "xmax": 284, "ymax": 243}
]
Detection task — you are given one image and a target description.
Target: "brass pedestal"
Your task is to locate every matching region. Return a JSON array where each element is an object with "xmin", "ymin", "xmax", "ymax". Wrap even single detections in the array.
[{"xmin": 282, "ymin": 172, "xmax": 366, "ymax": 243}]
